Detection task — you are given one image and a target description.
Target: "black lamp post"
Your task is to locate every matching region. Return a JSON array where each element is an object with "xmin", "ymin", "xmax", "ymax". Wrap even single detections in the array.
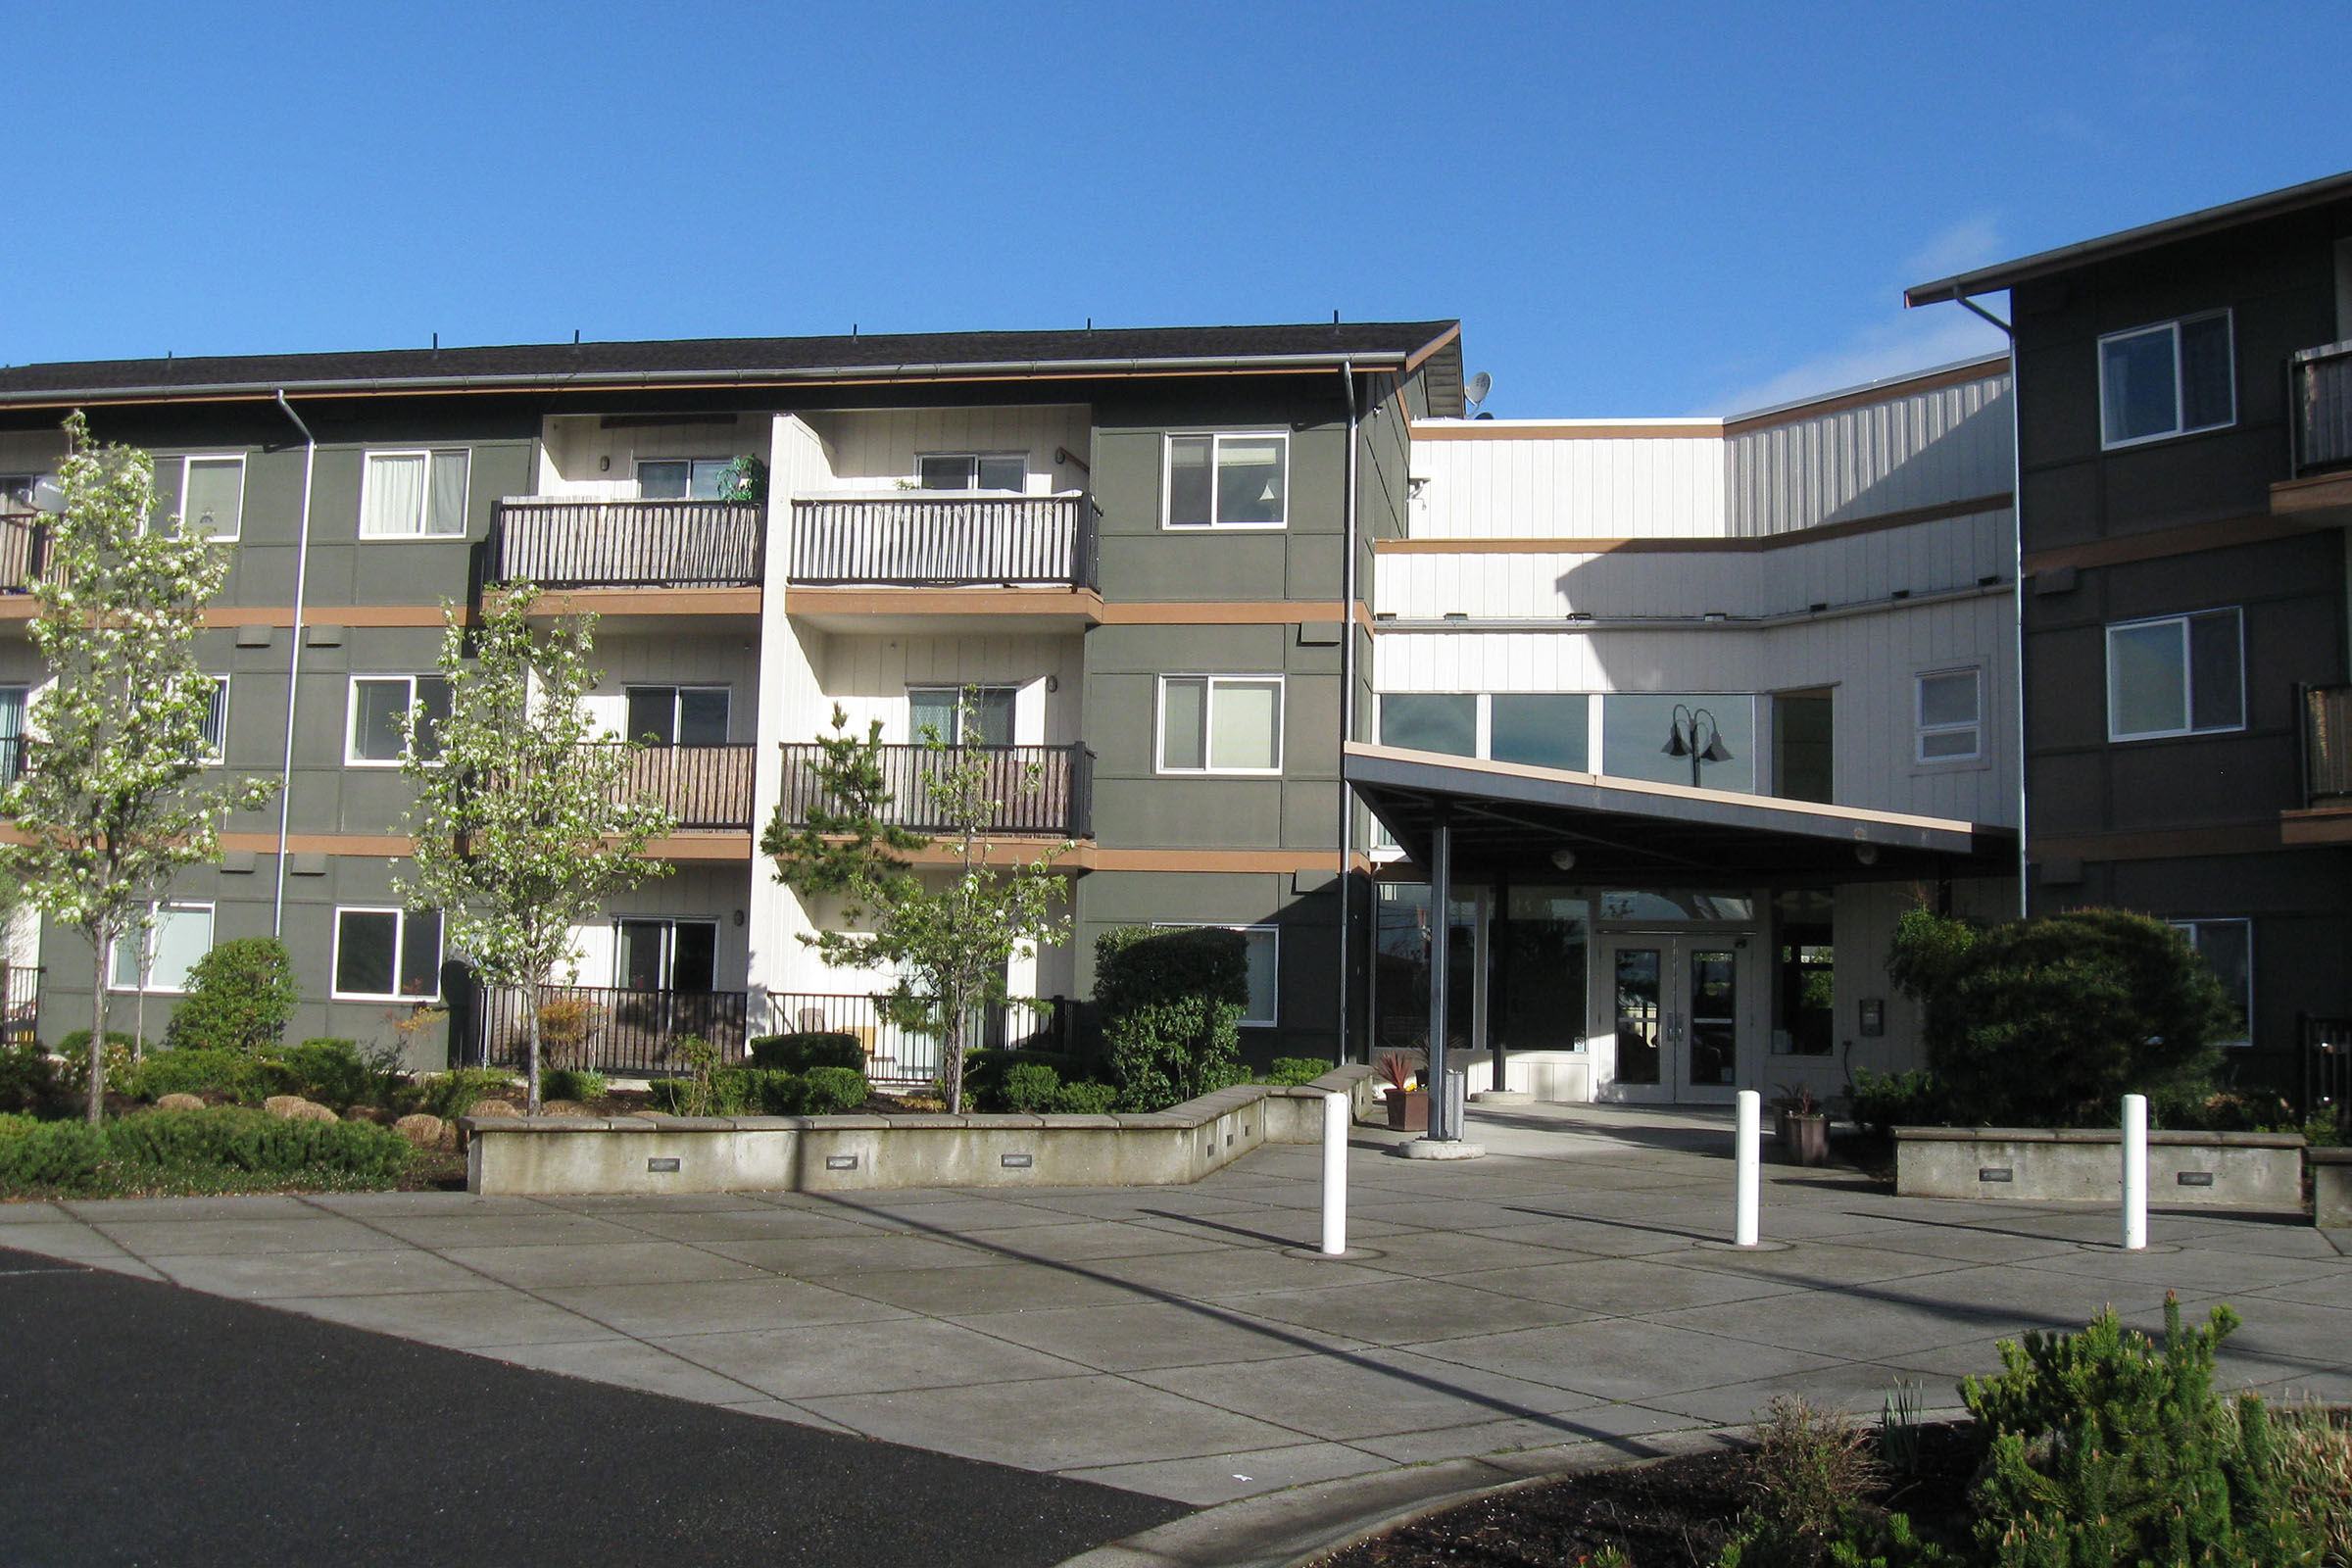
[{"xmin": 1661, "ymin": 704, "xmax": 1734, "ymax": 789}]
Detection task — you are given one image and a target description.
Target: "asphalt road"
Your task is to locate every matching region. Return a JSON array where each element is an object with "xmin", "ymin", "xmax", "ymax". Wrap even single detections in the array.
[{"xmin": 0, "ymin": 1248, "xmax": 1184, "ymax": 1567}]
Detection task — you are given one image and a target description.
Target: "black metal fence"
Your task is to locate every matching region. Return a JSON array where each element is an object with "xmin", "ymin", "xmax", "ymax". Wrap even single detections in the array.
[
  {"xmin": 2294, "ymin": 343, "xmax": 2352, "ymax": 474},
  {"xmin": 789, "ymin": 495, "xmax": 1098, "ymax": 588},
  {"xmin": 603, "ymin": 743, "xmax": 758, "ymax": 829},
  {"xmin": 456, "ymin": 982, "xmax": 752, "ymax": 1076},
  {"xmin": 490, "ymin": 499, "xmax": 764, "ymax": 588},
  {"xmin": 0, "ymin": 966, "xmax": 39, "ymax": 1048},
  {"xmin": 2309, "ymin": 1015, "xmax": 2352, "ymax": 1138},
  {"xmin": 773, "ymin": 742, "xmax": 1092, "ymax": 838},
  {"xmin": 767, "ymin": 993, "xmax": 1075, "ymax": 1088},
  {"xmin": 2302, "ymin": 684, "xmax": 2352, "ymax": 807}
]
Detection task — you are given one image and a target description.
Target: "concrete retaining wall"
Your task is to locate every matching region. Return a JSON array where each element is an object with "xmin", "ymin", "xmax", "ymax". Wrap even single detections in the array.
[
  {"xmin": 465, "ymin": 1066, "xmax": 1380, "ymax": 1197},
  {"xmin": 2313, "ymin": 1149, "xmax": 2352, "ymax": 1229},
  {"xmin": 1894, "ymin": 1126, "xmax": 2305, "ymax": 1207}
]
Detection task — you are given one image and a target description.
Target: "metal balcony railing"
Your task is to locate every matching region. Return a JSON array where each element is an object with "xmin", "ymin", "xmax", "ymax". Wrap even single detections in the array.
[
  {"xmin": 602, "ymin": 743, "xmax": 758, "ymax": 830},
  {"xmin": 2303, "ymin": 683, "xmax": 2352, "ymax": 807},
  {"xmin": 768, "ymin": 993, "xmax": 1075, "ymax": 1087},
  {"xmin": 455, "ymin": 981, "xmax": 752, "ymax": 1075},
  {"xmin": 772, "ymin": 742, "xmax": 1093, "ymax": 839},
  {"xmin": 2292, "ymin": 342, "xmax": 2352, "ymax": 475},
  {"xmin": 789, "ymin": 494, "xmax": 1098, "ymax": 589},
  {"xmin": 490, "ymin": 498, "xmax": 764, "ymax": 589}
]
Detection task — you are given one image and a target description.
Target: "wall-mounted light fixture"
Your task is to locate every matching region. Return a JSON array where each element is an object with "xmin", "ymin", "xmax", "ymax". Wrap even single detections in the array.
[{"xmin": 1549, "ymin": 848, "xmax": 1578, "ymax": 870}]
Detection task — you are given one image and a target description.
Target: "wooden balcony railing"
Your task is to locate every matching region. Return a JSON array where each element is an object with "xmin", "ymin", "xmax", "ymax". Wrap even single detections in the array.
[
  {"xmin": 2304, "ymin": 683, "xmax": 2352, "ymax": 807},
  {"xmin": 0, "ymin": 514, "xmax": 51, "ymax": 594},
  {"xmin": 2293, "ymin": 343, "xmax": 2352, "ymax": 475},
  {"xmin": 490, "ymin": 498, "xmax": 764, "ymax": 589},
  {"xmin": 773, "ymin": 742, "xmax": 1093, "ymax": 839},
  {"xmin": 788, "ymin": 494, "xmax": 1098, "ymax": 588},
  {"xmin": 601, "ymin": 743, "xmax": 758, "ymax": 830}
]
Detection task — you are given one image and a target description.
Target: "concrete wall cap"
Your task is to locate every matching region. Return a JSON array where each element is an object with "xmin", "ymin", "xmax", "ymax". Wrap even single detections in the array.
[
  {"xmin": 728, "ymin": 1116, "xmax": 808, "ymax": 1131},
  {"xmin": 959, "ymin": 1112, "xmax": 1047, "ymax": 1129},
  {"xmin": 2306, "ymin": 1147, "xmax": 2352, "ymax": 1166},
  {"xmin": 464, "ymin": 1115, "xmax": 613, "ymax": 1133},
  {"xmin": 881, "ymin": 1113, "xmax": 969, "ymax": 1129},
  {"xmin": 1036, "ymin": 1113, "xmax": 1123, "ymax": 1129},
  {"xmin": 1115, "ymin": 1113, "xmax": 1195, "ymax": 1129},
  {"xmin": 803, "ymin": 1114, "xmax": 891, "ymax": 1131},
  {"xmin": 1896, "ymin": 1125, "xmax": 2305, "ymax": 1149}
]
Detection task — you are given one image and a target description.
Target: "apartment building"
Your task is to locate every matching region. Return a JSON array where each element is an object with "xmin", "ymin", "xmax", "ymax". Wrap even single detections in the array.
[
  {"xmin": 1352, "ymin": 359, "xmax": 2021, "ymax": 1106},
  {"xmin": 1909, "ymin": 170, "xmax": 2352, "ymax": 1098},
  {"xmin": 0, "ymin": 323, "xmax": 1466, "ymax": 1078}
]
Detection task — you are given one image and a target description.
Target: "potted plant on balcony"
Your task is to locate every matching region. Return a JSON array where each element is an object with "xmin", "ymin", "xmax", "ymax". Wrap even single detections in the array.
[
  {"xmin": 715, "ymin": 454, "xmax": 767, "ymax": 505},
  {"xmin": 1378, "ymin": 1052, "xmax": 1428, "ymax": 1132},
  {"xmin": 1773, "ymin": 1082, "xmax": 1831, "ymax": 1167}
]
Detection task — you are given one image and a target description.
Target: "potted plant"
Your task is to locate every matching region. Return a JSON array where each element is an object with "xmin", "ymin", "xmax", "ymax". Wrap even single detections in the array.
[
  {"xmin": 1773, "ymin": 1082, "xmax": 1831, "ymax": 1167},
  {"xmin": 1377, "ymin": 1052, "xmax": 1427, "ymax": 1132}
]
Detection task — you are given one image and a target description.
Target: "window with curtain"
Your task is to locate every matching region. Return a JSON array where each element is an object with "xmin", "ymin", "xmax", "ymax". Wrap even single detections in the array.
[
  {"xmin": 173, "ymin": 456, "xmax": 245, "ymax": 539},
  {"xmin": 0, "ymin": 684, "xmax": 24, "ymax": 782},
  {"xmin": 361, "ymin": 450, "xmax": 470, "ymax": 537},
  {"xmin": 109, "ymin": 903, "xmax": 214, "ymax": 993},
  {"xmin": 1164, "ymin": 433, "xmax": 1288, "ymax": 527},
  {"xmin": 908, "ymin": 686, "xmax": 1016, "ymax": 747},
  {"xmin": 1158, "ymin": 675, "xmax": 1282, "ymax": 771}
]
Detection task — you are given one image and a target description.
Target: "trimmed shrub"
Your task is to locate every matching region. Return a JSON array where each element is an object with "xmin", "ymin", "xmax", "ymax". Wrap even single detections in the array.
[
  {"xmin": 649, "ymin": 1067, "xmax": 804, "ymax": 1116},
  {"xmin": 0, "ymin": 1106, "xmax": 413, "ymax": 1197},
  {"xmin": 1262, "ymin": 1056, "xmax": 1331, "ymax": 1087},
  {"xmin": 1887, "ymin": 906, "xmax": 2234, "ymax": 1126},
  {"xmin": 0, "ymin": 1117, "xmax": 106, "ymax": 1188},
  {"xmin": 419, "ymin": 1067, "xmax": 513, "ymax": 1121},
  {"xmin": 132, "ymin": 1048, "xmax": 271, "ymax": 1104},
  {"xmin": 541, "ymin": 1067, "xmax": 609, "ymax": 1104},
  {"xmin": 275, "ymin": 1039, "xmax": 374, "ymax": 1109},
  {"xmin": 1052, "ymin": 1079, "xmax": 1118, "ymax": 1114},
  {"xmin": 749, "ymin": 1032, "xmax": 864, "ymax": 1073},
  {"xmin": 999, "ymin": 1061, "xmax": 1061, "ymax": 1112},
  {"xmin": 0, "ymin": 1039, "xmax": 60, "ymax": 1111},
  {"xmin": 1095, "ymin": 926, "xmax": 1250, "ymax": 1112},
  {"xmin": 163, "ymin": 938, "xmax": 298, "ymax": 1055},
  {"xmin": 1845, "ymin": 1067, "xmax": 1948, "ymax": 1138},
  {"xmin": 801, "ymin": 1065, "xmax": 867, "ymax": 1115},
  {"xmin": 963, "ymin": 1048, "xmax": 1085, "ymax": 1107}
]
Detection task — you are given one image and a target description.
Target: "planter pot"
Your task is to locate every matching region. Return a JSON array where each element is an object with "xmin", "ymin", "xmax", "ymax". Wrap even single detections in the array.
[
  {"xmin": 1385, "ymin": 1088, "xmax": 1428, "ymax": 1132},
  {"xmin": 1782, "ymin": 1113, "xmax": 1830, "ymax": 1167}
]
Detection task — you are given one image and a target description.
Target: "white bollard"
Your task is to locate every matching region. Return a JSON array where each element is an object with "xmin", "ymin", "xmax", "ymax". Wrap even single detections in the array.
[
  {"xmin": 1735, "ymin": 1089, "xmax": 1761, "ymax": 1248},
  {"xmin": 1320, "ymin": 1087, "xmax": 1349, "ymax": 1256},
  {"xmin": 2122, "ymin": 1093, "xmax": 2148, "ymax": 1251}
]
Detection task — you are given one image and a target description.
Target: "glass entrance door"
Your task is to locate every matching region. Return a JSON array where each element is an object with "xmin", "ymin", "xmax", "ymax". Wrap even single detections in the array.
[{"xmin": 1602, "ymin": 935, "xmax": 1749, "ymax": 1102}]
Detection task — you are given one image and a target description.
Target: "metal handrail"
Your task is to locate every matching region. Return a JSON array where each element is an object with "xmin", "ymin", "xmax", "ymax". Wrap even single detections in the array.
[
  {"xmin": 772, "ymin": 742, "xmax": 1094, "ymax": 838},
  {"xmin": 595, "ymin": 742, "xmax": 758, "ymax": 830},
  {"xmin": 2304, "ymin": 683, "xmax": 2352, "ymax": 807},
  {"xmin": 789, "ymin": 494, "xmax": 1098, "ymax": 589},
  {"xmin": 489, "ymin": 498, "xmax": 764, "ymax": 588}
]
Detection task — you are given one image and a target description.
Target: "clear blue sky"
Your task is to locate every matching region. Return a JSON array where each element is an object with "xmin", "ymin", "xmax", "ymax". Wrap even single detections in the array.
[{"xmin": 6, "ymin": 1, "xmax": 2345, "ymax": 416}]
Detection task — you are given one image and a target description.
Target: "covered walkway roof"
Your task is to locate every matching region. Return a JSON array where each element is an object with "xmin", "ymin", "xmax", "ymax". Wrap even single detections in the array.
[{"xmin": 1345, "ymin": 743, "xmax": 2014, "ymax": 885}]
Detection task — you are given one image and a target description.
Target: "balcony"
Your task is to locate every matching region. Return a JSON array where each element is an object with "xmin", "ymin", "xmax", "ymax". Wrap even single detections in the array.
[
  {"xmin": 2288, "ymin": 684, "xmax": 2352, "ymax": 847},
  {"xmin": 489, "ymin": 499, "xmax": 763, "ymax": 590},
  {"xmin": 602, "ymin": 743, "xmax": 758, "ymax": 831},
  {"xmin": 774, "ymin": 742, "xmax": 1093, "ymax": 839},
  {"xmin": 788, "ymin": 494, "xmax": 1097, "ymax": 589},
  {"xmin": 2295, "ymin": 344, "xmax": 2352, "ymax": 475},
  {"xmin": 0, "ymin": 514, "xmax": 51, "ymax": 616}
]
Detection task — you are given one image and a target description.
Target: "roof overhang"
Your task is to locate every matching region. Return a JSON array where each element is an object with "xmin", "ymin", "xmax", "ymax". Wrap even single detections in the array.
[{"xmin": 1346, "ymin": 743, "xmax": 2013, "ymax": 885}]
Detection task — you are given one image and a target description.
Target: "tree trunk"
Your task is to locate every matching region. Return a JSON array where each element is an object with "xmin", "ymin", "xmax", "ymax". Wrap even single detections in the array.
[
  {"xmin": 523, "ymin": 977, "xmax": 543, "ymax": 1115},
  {"xmin": 941, "ymin": 987, "xmax": 965, "ymax": 1115},
  {"xmin": 86, "ymin": 933, "xmax": 110, "ymax": 1126}
]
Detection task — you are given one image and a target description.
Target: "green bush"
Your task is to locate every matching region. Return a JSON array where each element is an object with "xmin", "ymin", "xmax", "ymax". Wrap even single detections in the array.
[
  {"xmin": 540, "ymin": 1067, "xmax": 609, "ymax": 1104},
  {"xmin": 801, "ymin": 1065, "xmax": 867, "ymax": 1114},
  {"xmin": 0, "ymin": 1040, "xmax": 60, "ymax": 1111},
  {"xmin": 959, "ymin": 1048, "xmax": 1084, "ymax": 1106},
  {"xmin": 0, "ymin": 1106, "xmax": 413, "ymax": 1197},
  {"xmin": 419, "ymin": 1067, "xmax": 513, "ymax": 1121},
  {"xmin": 999, "ymin": 1061, "xmax": 1061, "ymax": 1112},
  {"xmin": 55, "ymin": 1031, "xmax": 141, "ymax": 1097},
  {"xmin": 1262, "ymin": 1056, "xmax": 1331, "ymax": 1087},
  {"xmin": 1846, "ymin": 1067, "xmax": 1948, "ymax": 1137},
  {"xmin": 1095, "ymin": 926, "xmax": 1251, "ymax": 1112},
  {"xmin": 131, "ymin": 1048, "xmax": 272, "ymax": 1104},
  {"xmin": 163, "ymin": 937, "xmax": 299, "ymax": 1054},
  {"xmin": 1887, "ymin": 906, "xmax": 2234, "ymax": 1126},
  {"xmin": 749, "ymin": 1032, "xmax": 865, "ymax": 1072},
  {"xmin": 1052, "ymin": 1079, "xmax": 1118, "ymax": 1114},
  {"xmin": 274, "ymin": 1039, "xmax": 377, "ymax": 1109},
  {"xmin": 649, "ymin": 1067, "xmax": 804, "ymax": 1116}
]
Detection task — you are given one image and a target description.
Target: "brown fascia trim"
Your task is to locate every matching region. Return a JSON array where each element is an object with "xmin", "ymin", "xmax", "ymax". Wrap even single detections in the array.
[
  {"xmin": 1400, "ymin": 321, "xmax": 1462, "ymax": 374},
  {"xmin": 1375, "ymin": 491, "xmax": 2013, "ymax": 555},
  {"xmin": 1414, "ymin": 420, "xmax": 1718, "ymax": 442},
  {"xmin": 1089, "ymin": 847, "xmax": 1354, "ymax": 874},
  {"xmin": 212, "ymin": 831, "xmax": 760, "ymax": 860},
  {"xmin": 784, "ymin": 585, "xmax": 1102, "ymax": 620},
  {"xmin": 2022, "ymin": 512, "xmax": 2325, "ymax": 575},
  {"xmin": 0, "ymin": 350, "xmax": 1430, "ymax": 412},
  {"xmin": 2028, "ymin": 823, "xmax": 2282, "ymax": 862}
]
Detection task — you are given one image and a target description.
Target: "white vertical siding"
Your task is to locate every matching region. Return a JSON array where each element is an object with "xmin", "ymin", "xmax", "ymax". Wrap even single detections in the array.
[
  {"xmin": 797, "ymin": 406, "xmax": 1092, "ymax": 497},
  {"xmin": 1410, "ymin": 428, "xmax": 1727, "ymax": 539},
  {"xmin": 1727, "ymin": 370, "xmax": 2012, "ymax": 535},
  {"xmin": 534, "ymin": 413, "xmax": 774, "ymax": 500},
  {"xmin": 814, "ymin": 632, "xmax": 1085, "ymax": 746}
]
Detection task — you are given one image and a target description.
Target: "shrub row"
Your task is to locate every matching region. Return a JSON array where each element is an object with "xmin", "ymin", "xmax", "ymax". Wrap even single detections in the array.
[
  {"xmin": 0, "ymin": 1107, "xmax": 414, "ymax": 1198},
  {"xmin": 748, "ymin": 1032, "xmax": 866, "ymax": 1073},
  {"xmin": 646, "ymin": 1065, "xmax": 868, "ymax": 1117}
]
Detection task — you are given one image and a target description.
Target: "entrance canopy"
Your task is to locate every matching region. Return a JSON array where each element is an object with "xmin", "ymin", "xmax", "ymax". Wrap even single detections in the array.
[{"xmin": 1346, "ymin": 743, "xmax": 2013, "ymax": 885}]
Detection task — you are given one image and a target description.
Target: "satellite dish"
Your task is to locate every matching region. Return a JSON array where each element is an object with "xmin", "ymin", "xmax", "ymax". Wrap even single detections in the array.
[
  {"xmin": 1464, "ymin": 370, "xmax": 1493, "ymax": 412},
  {"xmin": 28, "ymin": 476, "xmax": 66, "ymax": 515}
]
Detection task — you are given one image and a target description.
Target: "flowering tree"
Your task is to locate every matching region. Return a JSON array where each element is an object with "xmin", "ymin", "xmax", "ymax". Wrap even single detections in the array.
[
  {"xmin": 0, "ymin": 413, "xmax": 278, "ymax": 1122},
  {"xmin": 398, "ymin": 590, "xmax": 672, "ymax": 1112},
  {"xmin": 763, "ymin": 695, "xmax": 1069, "ymax": 1113}
]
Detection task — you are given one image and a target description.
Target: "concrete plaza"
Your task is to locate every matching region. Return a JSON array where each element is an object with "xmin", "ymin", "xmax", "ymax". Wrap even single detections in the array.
[{"xmin": 4, "ymin": 1104, "xmax": 2347, "ymax": 1511}]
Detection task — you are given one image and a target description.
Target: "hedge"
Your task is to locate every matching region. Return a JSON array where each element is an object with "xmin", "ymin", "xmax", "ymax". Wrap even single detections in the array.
[
  {"xmin": 0, "ymin": 1107, "xmax": 414, "ymax": 1198},
  {"xmin": 1095, "ymin": 926, "xmax": 1250, "ymax": 1112},
  {"xmin": 748, "ymin": 1032, "xmax": 866, "ymax": 1072},
  {"xmin": 647, "ymin": 1065, "xmax": 868, "ymax": 1116}
]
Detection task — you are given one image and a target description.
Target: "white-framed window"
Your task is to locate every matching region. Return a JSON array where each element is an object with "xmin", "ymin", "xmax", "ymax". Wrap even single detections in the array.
[
  {"xmin": 637, "ymin": 459, "xmax": 734, "ymax": 500},
  {"xmin": 1915, "ymin": 667, "xmax": 1983, "ymax": 762},
  {"xmin": 1157, "ymin": 674, "xmax": 1283, "ymax": 773},
  {"xmin": 615, "ymin": 917, "xmax": 719, "ymax": 993},
  {"xmin": 158, "ymin": 455, "xmax": 245, "ymax": 540},
  {"xmin": 2106, "ymin": 610, "xmax": 2243, "ymax": 742},
  {"xmin": 908, "ymin": 685, "xmax": 1016, "ymax": 747},
  {"xmin": 200, "ymin": 675, "xmax": 229, "ymax": 764},
  {"xmin": 332, "ymin": 906, "xmax": 445, "ymax": 1001},
  {"xmin": 2099, "ymin": 311, "xmax": 2234, "ymax": 449},
  {"xmin": 360, "ymin": 449, "xmax": 470, "ymax": 538},
  {"xmin": 916, "ymin": 453, "xmax": 1027, "ymax": 493},
  {"xmin": 625, "ymin": 685, "xmax": 729, "ymax": 747},
  {"xmin": 1154, "ymin": 923, "xmax": 1279, "ymax": 1027},
  {"xmin": 1376, "ymin": 692, "xmax": 1592, "ymax": 772},
  {"xmin": 2167, "ymin": 917, "xmax": 2252, "ymax": 1048},
  {"xmin": 1164, "ymin": 432, "xmax": 1288, "ymax": 528},
  {"xmin": 347, "ymin": 674, "xmax": 454, "ymax": 764},
  {"xmin": 109, "ymin": 902, "xmax": 215, "ymax": 994},
  {"xmin": 0, "ymin": 683, "xmax": 27, "ymax": 782}
]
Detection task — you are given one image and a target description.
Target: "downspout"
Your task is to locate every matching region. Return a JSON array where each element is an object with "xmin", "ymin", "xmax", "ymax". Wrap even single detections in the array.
[
  {"xmin": 1338, "ymin": 362, "xmax": 1358, "ymax": 1062},
  {"xmin": 1952, "ymin": 294, "xmax": 2028, "ymax": 918},
  {"xmin": 270, "ymin": 391, "xmax": 318, "ymax": 937}
]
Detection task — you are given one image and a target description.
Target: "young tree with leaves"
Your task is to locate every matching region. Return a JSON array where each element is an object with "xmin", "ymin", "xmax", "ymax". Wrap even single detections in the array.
[
  {"xmin": 397, "ymin": 589, "xmax": 673, "ymax": 1113},
  {"xmin": 0, "ymin": 413, "xmax": 278, "ymax": 1122},
  {"xmin": 763, "ymin": 694, "xmax": 1069, "ymax": 1114}
]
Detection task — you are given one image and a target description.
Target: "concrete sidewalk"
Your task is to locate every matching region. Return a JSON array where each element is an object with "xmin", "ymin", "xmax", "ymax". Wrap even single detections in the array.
[{"xmin": 5, "ymin": 1103, "xmax": 2347, "ymax": 1508}]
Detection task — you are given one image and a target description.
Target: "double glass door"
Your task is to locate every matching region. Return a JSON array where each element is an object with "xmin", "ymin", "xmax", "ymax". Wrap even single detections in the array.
[{"xmin": 1603, "ymin": 935, "xmax": 1749, "ymax": 1103}]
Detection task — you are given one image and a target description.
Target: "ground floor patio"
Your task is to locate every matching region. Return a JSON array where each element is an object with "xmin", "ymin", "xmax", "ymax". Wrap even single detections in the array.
[{"xmin": 3, "ymin": 1103, "xmax": 2345, "ymax": 1511}]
